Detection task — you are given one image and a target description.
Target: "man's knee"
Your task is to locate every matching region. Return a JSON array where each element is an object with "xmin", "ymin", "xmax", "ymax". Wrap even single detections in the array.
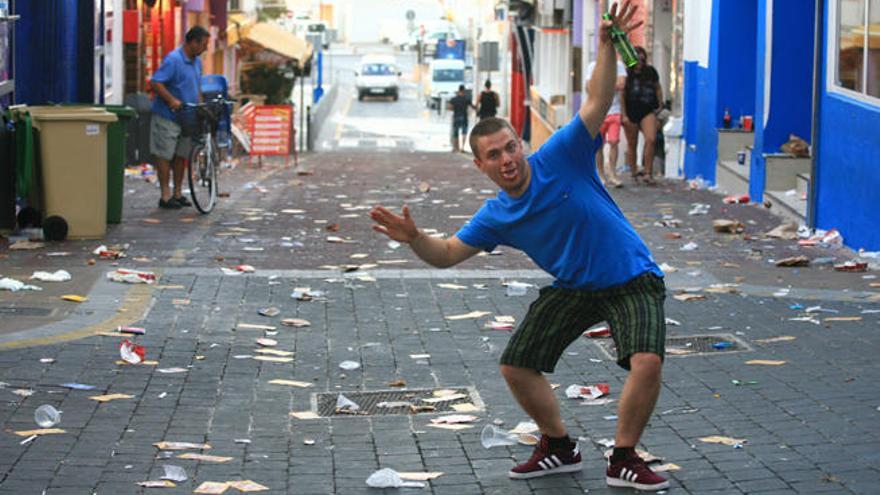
[
  {"xmin": 500, "ymin": 364, "xmax": 538, "ymax": 383},
  {"xmin": 629, "ymin": 352, "xmax": 662, "ymax": 375}
]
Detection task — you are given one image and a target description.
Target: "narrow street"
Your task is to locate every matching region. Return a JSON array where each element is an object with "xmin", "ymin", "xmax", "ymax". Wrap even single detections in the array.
[
  {"xmin": 317, "ymin": 45, "xmax": 454, "ymax": 153},
  {"xmin": 0, "ymin": 77, "xmax": 878, "ymax": 493}
]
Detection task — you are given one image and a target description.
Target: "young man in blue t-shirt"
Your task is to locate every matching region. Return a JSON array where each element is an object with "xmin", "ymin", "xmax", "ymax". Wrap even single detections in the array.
[{"xmin": 370, "ymin": 1, "xmax": 669, "ymax": 490}]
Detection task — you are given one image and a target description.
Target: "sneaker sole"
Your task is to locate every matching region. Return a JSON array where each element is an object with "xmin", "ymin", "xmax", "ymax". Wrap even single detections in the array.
[
  {"xmin": 606, "ymin": 476, "xmax": 670, "ymax": 491},
  {"xmin": 508, "ymin": 462, "xmax": 583, "ymax": 480}
]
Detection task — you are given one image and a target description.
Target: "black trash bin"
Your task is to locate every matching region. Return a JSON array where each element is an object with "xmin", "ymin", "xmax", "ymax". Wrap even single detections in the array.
[{"xmin": 124, "ymin": 93, "xmax": 152, "ymax": 164}]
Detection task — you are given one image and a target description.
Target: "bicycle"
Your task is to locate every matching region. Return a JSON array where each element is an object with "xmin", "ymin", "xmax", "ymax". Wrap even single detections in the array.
[{"xmin": 177, "ymin": 97, "xmax": 232, "ymax": 213}]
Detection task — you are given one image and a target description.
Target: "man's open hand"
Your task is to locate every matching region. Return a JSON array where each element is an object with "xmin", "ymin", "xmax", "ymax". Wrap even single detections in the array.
[
  {"xmin": 370, "ymin": 205, "xmax": 419, "ymax": 243},
  {"xmin": 599, "ymin": 1, "xmax": 642, "ymax": 45}
]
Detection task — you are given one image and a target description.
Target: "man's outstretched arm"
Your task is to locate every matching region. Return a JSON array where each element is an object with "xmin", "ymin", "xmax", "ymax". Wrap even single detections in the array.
[
  {"xmin": 579, "ymin": 0, "xmax": 641, "ymax": 137},
  {"xmin": 370, "ymin": 205, "xmax": 480, "ymax": 268}
]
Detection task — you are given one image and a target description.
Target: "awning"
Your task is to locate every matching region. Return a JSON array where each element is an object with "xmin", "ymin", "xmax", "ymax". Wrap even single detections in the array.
[
  {"xmin": 226, "ymin": 13, "xmax": 255, "ymax": 46},
  {"xmin": 242, "ymin": 22, "xmax": 313, "ymax": 64}
]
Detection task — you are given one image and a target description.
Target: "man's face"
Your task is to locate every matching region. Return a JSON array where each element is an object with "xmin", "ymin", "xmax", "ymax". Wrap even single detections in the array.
[
  {"xmin": 473, "ymin": 128, "xmax": 529, "ymax": 195},
  {"xmin": 189, "ymin": 36, "xmax": 209, "ymax": 56}
]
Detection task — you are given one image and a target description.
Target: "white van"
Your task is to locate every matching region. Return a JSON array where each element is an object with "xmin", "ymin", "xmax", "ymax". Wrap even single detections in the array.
[
  {"xmin": 426, "ymin": 58, "xmax": 466, "ymax": 109},
  {"xmin": 355, "ymin": 55, "xmax": 402, "ymax": 101}
]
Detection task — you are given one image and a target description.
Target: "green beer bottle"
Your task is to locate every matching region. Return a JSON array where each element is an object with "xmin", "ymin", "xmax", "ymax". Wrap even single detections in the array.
[{"xmin": 602, "ymin": 12, "xmax": 639, "ymax": 67}]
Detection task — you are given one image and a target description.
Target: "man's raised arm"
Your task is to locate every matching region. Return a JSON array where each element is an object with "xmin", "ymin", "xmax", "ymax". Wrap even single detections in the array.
[{"xmin": 579, "ymin": 1, "xmax": 641, "ymax": 137}]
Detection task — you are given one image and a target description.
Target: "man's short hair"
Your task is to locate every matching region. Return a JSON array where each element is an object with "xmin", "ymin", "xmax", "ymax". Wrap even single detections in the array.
[
  {"xmin": 185, "ymin": 26, "xmax": 210, "ymax": 43},
  {"xmin": 458, "ymin": 84, "xmax": 466, "ymax": 92},
  {"xmin": 484, "ymin": 80, "xmax": 492, "ymax": 89},
  {"xmin": 469, "ymin": 117, "xmax": 518, "ymax": 159}
]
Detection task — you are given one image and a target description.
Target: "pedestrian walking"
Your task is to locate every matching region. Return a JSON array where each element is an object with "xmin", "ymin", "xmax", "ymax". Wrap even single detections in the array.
[
  {"xmin": 475, "ymin": 80, "xmax": 500, "ymax": 121},
  {"xmin": 370, "ymin": 2, "xmax": 669, "ymax": 490},
  {"xmin": 149, "ymin": 26, "xmax": 210, "ymax": 209},
  {"xmin": 585, "ymin": 56, "xmax": 627, "ymax": 188},
  {"xmin": 621, "ymin": 46, "xmax": 663, "ymax": 186},
  {"xmin": 447, "ymin": 84, "xmax": 474, "ymax": 152}
]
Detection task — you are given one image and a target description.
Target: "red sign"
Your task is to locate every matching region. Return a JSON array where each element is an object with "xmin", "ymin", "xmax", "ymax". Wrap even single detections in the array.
[{"xmin": 250, "ymin": 105, "xmax": 293, "ymax": 156}]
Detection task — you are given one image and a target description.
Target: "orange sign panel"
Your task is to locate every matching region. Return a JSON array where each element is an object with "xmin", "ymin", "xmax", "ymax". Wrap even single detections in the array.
[{"xmin": 250, "ymin": 105, "xmax": 292, "ymax": 156}]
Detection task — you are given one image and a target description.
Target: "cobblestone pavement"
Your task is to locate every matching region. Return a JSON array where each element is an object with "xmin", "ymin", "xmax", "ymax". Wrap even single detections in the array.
[{"xmin": 0, "ymin": 151, "xmax": 878, "ymax": 494}]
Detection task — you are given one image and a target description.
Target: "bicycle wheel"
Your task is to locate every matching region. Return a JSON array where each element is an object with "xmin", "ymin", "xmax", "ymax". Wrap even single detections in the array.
[{"xmin": 188, "ymin": 137, "xmax": 218, "ymax": 213}]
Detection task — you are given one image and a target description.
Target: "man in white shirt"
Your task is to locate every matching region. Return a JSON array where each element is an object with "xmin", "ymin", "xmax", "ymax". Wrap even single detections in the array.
[{"xmin": 585, "ymin": 57, "xmax": 627, "ymax": 188}]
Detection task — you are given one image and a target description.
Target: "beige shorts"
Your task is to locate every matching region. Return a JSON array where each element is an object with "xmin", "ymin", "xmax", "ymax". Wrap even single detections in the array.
[{"xmin": 150, "ymin": 115, "xmax": 192, "ymax": 161}]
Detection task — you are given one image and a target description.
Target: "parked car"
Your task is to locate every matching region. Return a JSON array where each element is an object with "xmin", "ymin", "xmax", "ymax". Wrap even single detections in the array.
[
  {"xmin": 426, "ymin": 58, "xmax": 468, "ymax": 109},
  {"xmin": 355, "ymin": 55, "xmax": 402, "ymax": 101}
]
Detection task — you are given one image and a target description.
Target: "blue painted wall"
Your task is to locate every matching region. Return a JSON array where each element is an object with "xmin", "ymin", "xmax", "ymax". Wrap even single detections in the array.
[
  {"xmin": 716, "ymin": 0, "xmax": 757, "ymax": 127},
  {"xmin": 14, "ymin": 0, "xmax": 95, "ymax": 104},
  {"xmin": 683, "ymin": 0, "xmax": 757, "ymax": 183},
  {"xmin": 814, "ymin": 3, "xmax": 880, "ymax": 250},
  {"xmin": 683, "ymin": 60, "xmax": 718, "ymax": 182},
  {"xmin": 749, "ymin": 0, "xmax": 815, "ymax": 201}
]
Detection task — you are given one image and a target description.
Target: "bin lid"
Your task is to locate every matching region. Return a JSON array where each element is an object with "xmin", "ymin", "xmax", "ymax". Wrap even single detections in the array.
[
  {"xmin": 28, "ymin": 107, "xmax": 118, "ymax": 123},
  {"xmin": 98, "ymin": 105, "xmax": 137, "ymax": 118}
]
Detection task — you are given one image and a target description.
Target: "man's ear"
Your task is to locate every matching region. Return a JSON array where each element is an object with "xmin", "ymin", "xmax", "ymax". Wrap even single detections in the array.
[{"xmin": 472, "ymin": 157, "xmax": 483, "ymax": 171}]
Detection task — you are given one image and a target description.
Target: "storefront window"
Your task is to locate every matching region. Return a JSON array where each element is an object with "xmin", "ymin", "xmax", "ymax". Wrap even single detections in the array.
[
  {"xmin": 835, "ymin": 0, "xmax": 880, "ymax": 99},
  {"xmin": 837, "ymin": 0, "xmax": 865, "ymax": 92}
]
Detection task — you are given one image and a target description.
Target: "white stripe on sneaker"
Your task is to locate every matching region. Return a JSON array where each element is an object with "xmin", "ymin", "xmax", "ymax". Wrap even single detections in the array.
[
  {"xmin": 551, "ymin": 455, "xmax": 561, "ymax": 467},
  {"xmin": 538, "ymin": 459, "xmax": 550, "ymax": 470}
]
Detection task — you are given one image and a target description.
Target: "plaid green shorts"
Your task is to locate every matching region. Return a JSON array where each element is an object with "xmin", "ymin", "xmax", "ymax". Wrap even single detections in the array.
[{"xmin": 500, "ymin": 272, "xmax": 667, "ymax": 372}]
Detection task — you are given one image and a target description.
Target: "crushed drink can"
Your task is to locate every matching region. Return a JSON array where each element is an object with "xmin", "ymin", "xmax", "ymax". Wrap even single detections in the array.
[
  {"xmin": 584, "ymin": 326, "xmax": 611, "ymax": 338},
  {"xmin": 120, "ymin": 339, "xmax": 146, "ymax": 364},
  {"xmin": 565, "ymin": 383, "xmax": 611, "ymax": 400}
]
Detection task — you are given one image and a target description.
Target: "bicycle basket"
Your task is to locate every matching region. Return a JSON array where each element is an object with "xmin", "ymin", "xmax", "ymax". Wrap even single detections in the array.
[{"xmin": 175, "ymin": 106, "xmax": 201, "ymax": 137}]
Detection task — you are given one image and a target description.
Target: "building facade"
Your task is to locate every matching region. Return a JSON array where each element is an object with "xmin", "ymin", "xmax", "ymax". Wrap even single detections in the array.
[{"xmin": 682, "ymin": 0, "xmax": 880, "ymax": 251}]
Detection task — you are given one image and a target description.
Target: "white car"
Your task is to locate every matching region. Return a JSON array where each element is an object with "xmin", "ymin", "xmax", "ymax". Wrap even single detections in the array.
[{"xmin": 355, "ymin": 55, "xmax": 402, "ymax": 101}]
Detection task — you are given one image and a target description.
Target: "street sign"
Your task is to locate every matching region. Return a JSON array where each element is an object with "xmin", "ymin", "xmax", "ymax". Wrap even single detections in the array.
[
  {"xmin": 478, "ymin": 42, "xmax": 499, "ymax": 71},
  {"xmin": 250, "ymin": 105, "xmax": 292, "ymax": 156}
]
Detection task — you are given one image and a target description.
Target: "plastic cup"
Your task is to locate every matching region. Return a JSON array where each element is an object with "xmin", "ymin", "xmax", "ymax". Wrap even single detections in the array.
[
  {"xmin": 743, "ymin": 115, "xmax": 753, "ymax": 132},
  {"xmin": 737, "ymin": 151, "xmax": 746, "ymax": 165},
  {"xmin": 34, "ymin": 404, "xmax": 62, "ymax": 428},
  {"xmin": 480, "ymin": 424, "xmax": 519, "ymax": 448}
]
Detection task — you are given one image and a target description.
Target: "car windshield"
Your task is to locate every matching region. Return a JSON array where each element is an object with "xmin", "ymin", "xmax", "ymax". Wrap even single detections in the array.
[
  {"xmin": 362, "ymin": 64, "xmax": 395, "ymax": 76},
  {"xmin": 433, "ymin": 69, "xmax": 463, "ymax": 82},
  {"xmin": 308, "ymin": 24, "xmax": 325, "ymax": 32}
]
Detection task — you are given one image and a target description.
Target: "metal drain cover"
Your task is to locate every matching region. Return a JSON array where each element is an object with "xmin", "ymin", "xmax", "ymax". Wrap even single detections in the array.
[
  {"xmin": 313, "ymin": 387, "xmax": 481, "ymax": 417},
  {"xmin": 593, "ymin": 333, "xmax": 751, "ymax": 359}
]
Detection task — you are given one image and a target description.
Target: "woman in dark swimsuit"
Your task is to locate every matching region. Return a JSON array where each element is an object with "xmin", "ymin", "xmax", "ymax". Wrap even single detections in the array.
[{"xmin": 621, "ymin": 46, "xmax": 663, "ymax": 185}]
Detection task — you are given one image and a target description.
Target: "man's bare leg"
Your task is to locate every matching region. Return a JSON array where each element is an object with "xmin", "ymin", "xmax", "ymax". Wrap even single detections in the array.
[
  {"xmin": 623, "ymin": 121, "xmax": 640, "ymax": 179},
  {"xmin": 172, "ymin": 156, "xmax": 186, "ymax": 199},
  {"xmin": 156, "ymin": 157, "xmax": 172, "ymax": 202},
  {"xmin": 596, "ymin": 148, "xmax": 608, "ymax": 185},
  {"xmin": 606, "ymin": 142, "xmax": 622, "ymax": 185},
  {"xmin": 500, "ymin": 365, "xmax": 567, "ymax": 437},
  {"xmin": 614, "ymin": 352, "xmax": 662, "ymax": 447},
  {"xmin": 640, "ymin": 115, "xmax": 659, "ymax": 180}
]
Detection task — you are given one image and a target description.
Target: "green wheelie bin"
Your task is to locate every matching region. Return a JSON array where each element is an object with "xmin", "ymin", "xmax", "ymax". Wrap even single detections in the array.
[{"xmin": 100, "ymin": 105, "xmax": 137, "ymax": 224}]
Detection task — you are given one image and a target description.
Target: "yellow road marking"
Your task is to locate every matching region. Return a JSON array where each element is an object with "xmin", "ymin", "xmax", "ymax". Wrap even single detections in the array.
[{"xmin": 0, "ymin": 282, "xmax": 156, "ymax": 350}]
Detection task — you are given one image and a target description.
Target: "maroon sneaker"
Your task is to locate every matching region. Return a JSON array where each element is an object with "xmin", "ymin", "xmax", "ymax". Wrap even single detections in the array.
[
  {"xmin": 508, "ymin": 436, "xmax": 582, "ymax": 479},
  {"xmin": 606, "ymin": 451, "xmax": 670, "ymax": 491}
]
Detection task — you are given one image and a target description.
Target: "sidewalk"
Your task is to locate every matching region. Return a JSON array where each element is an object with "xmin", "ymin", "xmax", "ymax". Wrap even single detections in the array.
[{"xmin": 0, "ymin": 151, "xmax": 877, "ymax": 494}]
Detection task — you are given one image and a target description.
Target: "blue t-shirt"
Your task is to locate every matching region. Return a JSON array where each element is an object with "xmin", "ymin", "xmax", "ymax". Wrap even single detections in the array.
[
  {"xmin": 456, "ymin": 116, "xmax": 663, "ymax": 290},
  {"xmin": 150, "ymin": 46, "xmax": 203, "ymax": 122}
]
